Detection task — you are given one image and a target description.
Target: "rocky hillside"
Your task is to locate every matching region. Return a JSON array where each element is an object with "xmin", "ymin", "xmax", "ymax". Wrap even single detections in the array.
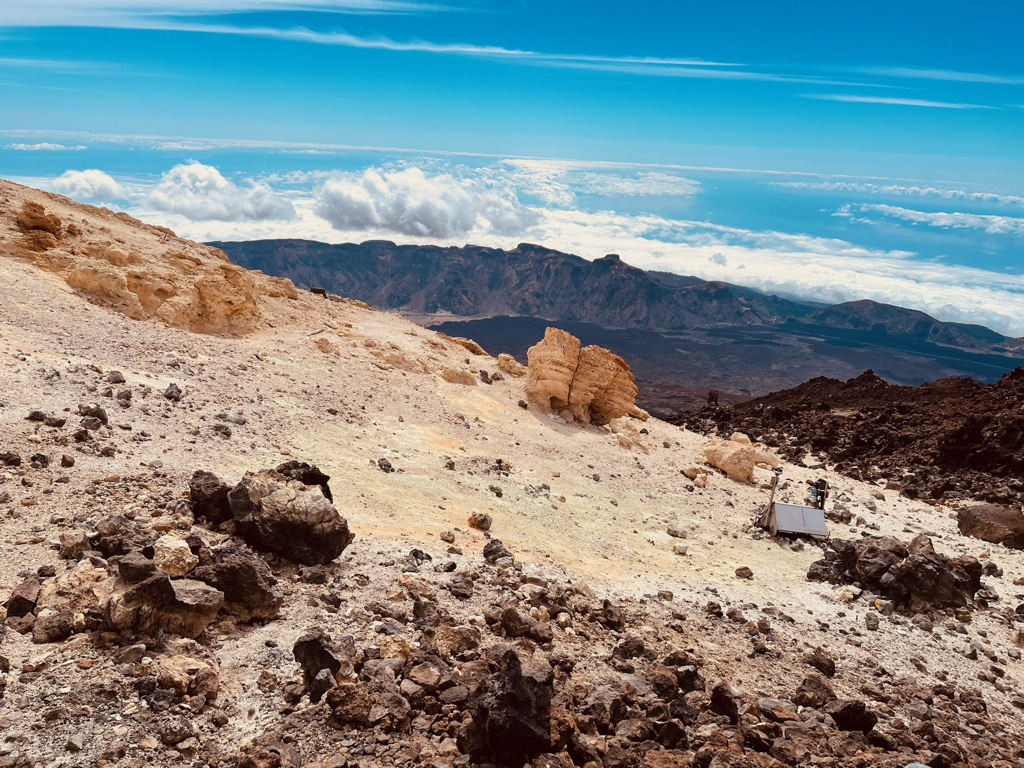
[
  {"xmin": 673, "ymin": 368, "xmax": 1024, "ymax": 507},
  {"xmin": 2, "ymin": 179, "xmax": 1024, "ymax": 768}
]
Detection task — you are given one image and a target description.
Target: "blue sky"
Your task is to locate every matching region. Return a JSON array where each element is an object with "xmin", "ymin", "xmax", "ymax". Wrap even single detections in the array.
[{"xmin": 2, "ymin": 1, "xmax": 1023, "ymax": 333}]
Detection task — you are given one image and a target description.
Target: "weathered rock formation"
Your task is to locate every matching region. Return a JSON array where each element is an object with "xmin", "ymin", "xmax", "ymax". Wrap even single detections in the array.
[
  {"xmin": 105, "ymin": 552, "xmax": 225, "ymax": 638},
  {"xmin": 0, "ymin": 181, "xmax": 299, "ymax": 334},
  {"xmin": 703, "ymin": 434, "xmax": 781, "ymax": 483},
  {"xmin": 525, "ymin": 327, "xmax": 644, "ymax": 425}
]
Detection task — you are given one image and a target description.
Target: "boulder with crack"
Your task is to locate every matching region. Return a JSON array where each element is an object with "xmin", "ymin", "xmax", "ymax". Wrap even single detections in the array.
[
  {"xmin": 525, "ymin": 327, "xmax": 645, "ymax": 426},
  {"xmin": 227, "ymin": 470, "xmax": 355, "ymax": 564}
]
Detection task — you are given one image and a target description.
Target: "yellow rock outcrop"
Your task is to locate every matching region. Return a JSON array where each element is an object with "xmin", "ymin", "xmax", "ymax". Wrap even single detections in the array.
[
  {"xmin": 0, "ymin": 180, "xmax": 298, "ymax": 335},
  {"xmin": 525, "ymin": 327, "xmax": 642, "ymax": 425}
]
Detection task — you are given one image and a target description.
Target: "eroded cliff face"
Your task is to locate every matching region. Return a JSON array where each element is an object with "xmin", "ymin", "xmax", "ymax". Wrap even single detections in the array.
[
  {"xmin": 525, "ymin": 327, "xmax": 645, "ymax": 425},
  {"xmin": 0, "ymin": 182, "xmax": 297, "ymax": 334}
]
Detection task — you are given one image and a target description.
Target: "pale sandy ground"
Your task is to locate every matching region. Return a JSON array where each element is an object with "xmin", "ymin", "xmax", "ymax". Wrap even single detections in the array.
[{"xmin": 1, "ymin": 180, "xmax": 1023, "ymax": 764}]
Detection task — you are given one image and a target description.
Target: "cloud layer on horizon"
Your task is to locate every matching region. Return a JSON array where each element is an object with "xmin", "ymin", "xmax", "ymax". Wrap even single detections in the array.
[{"xmin": 34, "ymin": 159, "xmax": 1024, "ymax": 337}]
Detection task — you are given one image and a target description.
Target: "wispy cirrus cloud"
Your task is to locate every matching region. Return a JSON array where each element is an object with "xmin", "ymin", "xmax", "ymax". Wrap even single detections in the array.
[
  {"xmin": 805, "ymin": 94, "xmax": 996, "ymax": 109},
  {"xmin": 770, "ymin": 180, "xmax": 1024, "ymax": 207},
  {"xmin": 7, "ymin": 141, "xmax": 86, "ymax": 150},
  {"xmin": 855, "ymin": 66, "xmax": 1024, "ymax": 85},
  {"xmin": 837, "ymin": 202, "xmax": 1024, "ymax": 236},
  {"xmin": 0, "ymin": 1, "xmax": 433, "ymax": 27}
]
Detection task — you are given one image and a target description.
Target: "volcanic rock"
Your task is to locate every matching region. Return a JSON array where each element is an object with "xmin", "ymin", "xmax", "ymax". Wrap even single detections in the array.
[
  {"xmin": 190, "ymin": 543, "xmax": 283, "ymax": 621},
  {"xmin": 189, "ymin": 470, "xmax": 233, "ymax": 525},
  {"xmin": 958, "ymin": 503, "xmax": 1024, "ymax": 549},
  {"xmin": 6, "ymin": 574, "xmax": 40, "ymax": 617},
  {"xmin": 105, "ymin": 552, "xmax": 224, "ymax": 638},
  {"xmin": 470, "ymin": 648, "xmax": 553, "ymax": 766},
  {"xmin": 808, "ymin": 534, "xmax": 982, "ymax": 611},
  {"xmin": 275, "ymin": 459, "xmax": 334, "ymax": 502},
  {"xmin": 227, "ymin": 470, "xmax": 354, "ymax": 564},
  {"xmin": 825, "ymin": 699, "xmax": 878, "ymax": 732}
]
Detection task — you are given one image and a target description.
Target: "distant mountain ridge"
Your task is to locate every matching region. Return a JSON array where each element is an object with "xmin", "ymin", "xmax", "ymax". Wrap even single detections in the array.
[
  {"xmin": 213, "ymin": 237, "xmax": 1024, "ymax": 414},
  {"xmin": 213, "ymin": 238, "xmax": 1007, "ymax": 347}
]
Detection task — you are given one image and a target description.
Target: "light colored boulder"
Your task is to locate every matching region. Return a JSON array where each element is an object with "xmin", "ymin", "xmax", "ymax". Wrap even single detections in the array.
[
  {"xmin": 496, "ymin": 353, "xmax": 527, "ymax": 377},
  {"xmin": 154, "ymin": 535, "xmax": 199, "ymax": 577},
  {"xmin": 703, "ymin": 439, "xmax": 781, "ymax": 483}
]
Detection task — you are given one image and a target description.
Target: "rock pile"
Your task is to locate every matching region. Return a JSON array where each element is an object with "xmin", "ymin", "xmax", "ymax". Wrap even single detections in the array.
[
  {"xmin": 675, "ymin": 368, "xmax": 1024, "ymax": 505},
  {"xmin": 808, "ymin": 534, "xmax": 984, "ymax": 611},
  {"xmin": 3, "ymin": 461, "xmax": 347, "ymax": 645}
]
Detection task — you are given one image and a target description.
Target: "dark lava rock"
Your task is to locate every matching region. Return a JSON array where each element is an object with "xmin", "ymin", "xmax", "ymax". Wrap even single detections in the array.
[
  {"xmin": 483, "ymin": 539, "xmax": 513, "ymax": 563},
  {"xmin": 808, "ymin": 533, "xmax": 982, "ymax": 611},
  {"xmin": 673, "ymin": 367, "xmax": 1024, "ymax": 508},
  {"xmin": 191, "ymin": 543, "xmax": 283, "ymax": 621},
  {"xmin": 825, "ymin": 699, "xmax": 878, "ymax": 732},
  {"xmin": 793, "ymin": 672, "xmax": 836, "ymax": 708},
  {"xmin": 228, "ymin": 470, "xmax": 354, "ymax": 565},
  {"xmin": 32, "ymin": 611, "xmax": 74, "ymax": 644},
  {"xmin": 802, "ymin": 646, "xmax": 837, "ymax": 678},
  {"xmin": 1, "ymin": 451, "xmax": 22, "ymax": 467},
  {"xmin": 471, "ymin": 649, "xmax": 553, "ymax": 766},
  {"xmin": 6, "ymin": 574, "xmax": 41, "ymax": 617},
  {"xmin": 293, "ymin": 628, "xmax": 353, "ymax": 689},
  {"xmin": 275, "ymin": 460, "xmax": 334, "ymax": 502},
  {"xmin": 958, "ymin": 504, "xmax": 1024, "ymax": 550},
  {"xmin": 709, "ymin": 682, "xmax": 739, "ymax": 724},
  {"xmin": 78, "ymin": 403, "xmax": 108, "ymax": 425},
  {"xmin": 164, "ymin": 383, "xmax": 183, "ymax": 401},
  {"xmin": 189, "ymin": 470, "xmax": 233, "ymax": 525}
]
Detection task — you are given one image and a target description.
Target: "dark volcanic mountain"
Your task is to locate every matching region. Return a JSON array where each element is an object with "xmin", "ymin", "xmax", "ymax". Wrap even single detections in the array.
[
  {"xmin": 672, "ymin": 368, "xmax": 1024, "ymax": 507},
  {"xmin": 214, "ymin": 238, "xmax": 1024, "ymax": 414},
  {"xmin": 213, "ymin": 238, "xmax": 814, "ymax": 329}
]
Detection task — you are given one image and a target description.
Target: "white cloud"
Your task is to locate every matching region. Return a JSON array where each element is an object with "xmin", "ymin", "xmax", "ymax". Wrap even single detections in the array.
[
  {"xmin": 856, "ymin": 66, "xmax": 1024, "ymax": 85},
  {"xmin": 52, "ymin": 169, "xmax": 125, "ymax": 200},
  {"xmin": 501, "ymin": 159, "xmax": 702, "ymax": 206},
  {"xmin": 771, "ymin": 180, "xmax": 1024, "ymax": 207},
  {"xmin": 805, "ymin": 94, "xmax": 995, "ymax": 109},
  {"xmin": 146, "ymin": 162, "xmax": 295, "ymax": 221},
  {"xmin": 314, "ymin": 166, "xmax": 536, "ymax": 237},
  {"xmin": 0, "ymin": 1, "xmax": 428, "ymax": 26},
  {"xmin": 8, "ymin": 142, "xmax": 86, "ymax": 150},
  {"xmin": 838, "ymin": 203, "xmax": 1024, "ymax": 236}
]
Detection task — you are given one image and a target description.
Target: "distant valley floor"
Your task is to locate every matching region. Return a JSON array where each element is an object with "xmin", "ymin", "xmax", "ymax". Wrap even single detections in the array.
[{"xmin": 427, "ymin": 315, "xmax": 1024, "ymax": 417}]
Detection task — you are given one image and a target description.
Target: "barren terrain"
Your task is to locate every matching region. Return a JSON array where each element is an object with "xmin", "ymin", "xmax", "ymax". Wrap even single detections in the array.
[{"xmin": 1, "ymin": 179, "xmax": 1023, "ymax": 768}]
